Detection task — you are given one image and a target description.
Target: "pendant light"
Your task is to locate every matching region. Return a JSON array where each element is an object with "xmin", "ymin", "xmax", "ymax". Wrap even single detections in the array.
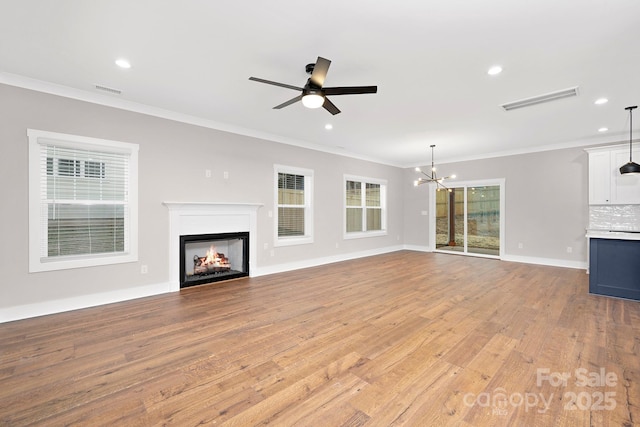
[
  {"xmin": 620, "ymin": 105, "xmax": 640, "ymax": 175},
  {"xmin": 414, "ymin": 145, "xmax": 456, "ymax": 192}
]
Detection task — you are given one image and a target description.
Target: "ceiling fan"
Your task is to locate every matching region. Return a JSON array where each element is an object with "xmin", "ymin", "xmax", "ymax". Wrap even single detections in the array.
[{"xmin": 249, "ymin": 56, "xmax": 377, "ymax": 115}]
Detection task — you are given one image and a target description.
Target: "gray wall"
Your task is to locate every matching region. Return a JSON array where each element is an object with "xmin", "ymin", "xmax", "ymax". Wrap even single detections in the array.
[
  {"xmin": 0, "ymin": 84, "xmax": 404, "ymax": 311},
  {"xmin": 0, "ymin": 82, "xmax": 591, "ymax": 318},
  {"xmin": 404, "ymin": 147, "xmax": 589, "ymax": 265}
]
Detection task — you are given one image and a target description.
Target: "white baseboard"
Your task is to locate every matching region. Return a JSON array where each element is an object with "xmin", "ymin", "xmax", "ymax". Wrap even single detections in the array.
[
  {"xmin": 501, "ymin": 254, "xmax": 588, "ymax": 270},
  {"xmin": 403, "ymin": 245, "xmax": 587, "ymax": 270},
  {"xmin": 1, "ymin": 247, "xmax": 587, "ymax": 323},
  {"xmin": 1, "ymin": 247, "xmax": 406, "ymax": 323},
  {"xmin": 402, "ymin": 244, "xmax": 432, "ymax": 252},
  {"xmin": 0, "ymin": 282, "xmax": 173, "ymax": 323},
  {"xmin": 251, "ymin": 245, "xmax": 405, "ymax": 277}
]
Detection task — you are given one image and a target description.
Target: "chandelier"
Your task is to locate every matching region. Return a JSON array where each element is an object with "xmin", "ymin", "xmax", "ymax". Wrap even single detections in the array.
[{"xmin": 413, "ymin": 145, "xmax": 456, "ymax": 192}]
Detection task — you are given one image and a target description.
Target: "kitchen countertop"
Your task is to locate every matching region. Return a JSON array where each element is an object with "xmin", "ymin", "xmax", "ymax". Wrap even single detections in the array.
[{"xmin": 586, "ymin": 229, "xmax": 640, "ymax": 240}]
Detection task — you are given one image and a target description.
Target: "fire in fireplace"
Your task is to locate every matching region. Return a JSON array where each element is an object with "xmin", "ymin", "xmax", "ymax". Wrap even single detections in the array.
[
  {"xmin": 180, "ymin": 232, "xmax": 249, "ymax": 288},
  {"xmin": 193, "ymin": 246, "xmax": 231, "ymax": 275}
]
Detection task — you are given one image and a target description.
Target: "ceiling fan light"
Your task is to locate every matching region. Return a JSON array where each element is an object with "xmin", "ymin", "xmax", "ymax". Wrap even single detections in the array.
[
  {"xmin": 302, "ymin": 94, "xmax": 324, "ymax": 109},
  {"xmin": 620, "ymin": 161, "xmax": 640, "ymax": 175}
]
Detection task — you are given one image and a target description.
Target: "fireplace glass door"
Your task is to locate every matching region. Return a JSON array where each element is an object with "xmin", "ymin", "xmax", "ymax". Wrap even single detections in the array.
[{"xmin": 180, "ymin": 232, "xmax": 249, "ymax": 288}]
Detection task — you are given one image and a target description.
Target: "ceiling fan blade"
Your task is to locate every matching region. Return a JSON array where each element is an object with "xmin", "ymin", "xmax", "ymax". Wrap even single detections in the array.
[
  {"xmin": 324, "ymin": 86, "xmax": 378, "ymax": 95},
  {"xmin": 322, "ymin": 97, "xmax": 341, "ymax": 115},
  {"xmin": 249, "ymin": 77, "xmax": 303, "ymax": 91},
  {"xmin": 309, "ymin": 57, "xmax": 331, "ymax": 88},
  {"xmin": 273, "ymin": 94, "xmax": 303, "ymax": 109}
]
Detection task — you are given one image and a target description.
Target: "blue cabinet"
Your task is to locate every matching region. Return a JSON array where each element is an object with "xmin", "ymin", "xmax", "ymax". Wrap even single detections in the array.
[{"xmin": 589, "ymin": 238, "xmax": 640, "ymax": 300}]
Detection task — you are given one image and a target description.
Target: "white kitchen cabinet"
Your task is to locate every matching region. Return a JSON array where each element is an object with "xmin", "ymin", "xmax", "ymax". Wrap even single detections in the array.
[
  {"xmin": 586, "ymin": 144, "xmax": 640, "ymax": 205},
  {"xmin": 588, "ymin": 150, "xmax": 611, "ymax": 204}
]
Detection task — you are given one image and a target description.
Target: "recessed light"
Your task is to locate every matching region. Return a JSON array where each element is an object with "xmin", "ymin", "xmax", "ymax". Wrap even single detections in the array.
[
  {"xmin": 598, "ymin": 127, "xmax": 608, "ymax": 132},
  {"xmin": 594, "ymin": 98, "xmax": 608, "ymax": 105},
  {"xmin": 325, "ymin": 124, "xmax": 333, "ymax": 130},
  {"xmin": 487, "ymin": 65, "xmax": 502, "ymax": 76},
  {"xmin": 115, "ymin": 58, "xmax": 131, "ymax": 69}
]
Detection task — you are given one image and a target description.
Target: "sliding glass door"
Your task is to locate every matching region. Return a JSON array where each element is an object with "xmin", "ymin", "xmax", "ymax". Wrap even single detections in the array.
[{"xmin": 431, "ymin": 180, "xmax": 504, "ymax": 258}]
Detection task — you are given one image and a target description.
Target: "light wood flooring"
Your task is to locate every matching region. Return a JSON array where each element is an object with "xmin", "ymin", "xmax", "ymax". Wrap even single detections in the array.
[{"xmin": 1, "ymin": 251, "xmax": 638, "ymax": 426}]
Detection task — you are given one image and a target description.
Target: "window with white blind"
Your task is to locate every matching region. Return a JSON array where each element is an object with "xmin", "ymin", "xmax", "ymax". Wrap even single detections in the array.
[
  {"xmin": 274, "ymin": 165, "xmax": 313, "ymax": 246},
  {"xmin": 28, "ymin": 129, "xmax": 138, "ymax": 272},
  {"xmin": 344, "ymin": 175, "xmax": 387, "ymax": 238}
]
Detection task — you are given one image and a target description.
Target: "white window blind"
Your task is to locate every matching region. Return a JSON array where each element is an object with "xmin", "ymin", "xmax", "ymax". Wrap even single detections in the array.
[
  {"xmin": 274, "ymin": 165, "xmax": 313, "ymax": 246},
  {"xmin": 41, "ymin": 145, "xmax": 129, "ymax": 257},
  {"xmin": 278, "ymin": 172, "xmax": 305, "ymax": 237},
  {"xmin": 28, "ymin": 129, "xmax": 138, "ymax": 272}
]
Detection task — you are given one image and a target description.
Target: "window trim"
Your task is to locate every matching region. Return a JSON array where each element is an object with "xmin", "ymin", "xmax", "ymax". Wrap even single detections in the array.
[
  {"xmin": 343, "ymin": 174, "xmax": 387, "ymax": 239},
  {"xmin": 274, "ymin": 164, "xmax": 314, "ymax": 247},
  {"xmin": 28, "ymin": 129, "xmax": 139, "ymax": 272}
]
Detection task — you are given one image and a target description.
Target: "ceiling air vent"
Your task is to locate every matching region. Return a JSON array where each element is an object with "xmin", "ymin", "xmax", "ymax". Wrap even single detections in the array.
[
  {"xmin": 94, "ymin": 84, "xmax": 122, "ymax": 95},
  {"xmin": 501, "ymin": 86, "xmax": 579, "ymax": 111}
]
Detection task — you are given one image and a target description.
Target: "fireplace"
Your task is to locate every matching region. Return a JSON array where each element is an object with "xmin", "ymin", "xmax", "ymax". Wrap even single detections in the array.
[
  {"xmin": 164, "ymin": 202, "xmax": 261, "ymax": 291},
  {"xmin": 180, "ymin": 232, "xmax": 249, "ymax": 288}
]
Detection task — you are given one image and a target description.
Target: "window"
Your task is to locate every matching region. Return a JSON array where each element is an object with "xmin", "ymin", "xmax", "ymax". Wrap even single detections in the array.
[
  {"xmin": 274, "ymin": 165, "xmax": 313, "ymax": 246},
  {"xmin": 85, "ymin": 160, "xmax": 106, "ymax": 179},
  {"xmin": 28, "ymin": 129, "xmax": 138, "ymax": 272},
  {"xmin": 344, "ymin": 175, "xmax": 387, "ymax": 238},
  {"xmin": 47, "ymin": 158, "xmax": 106, "ymax": 179},
  {"xmin": 56, "ymin": 158, "xmax": 80, "ymax": 177}
]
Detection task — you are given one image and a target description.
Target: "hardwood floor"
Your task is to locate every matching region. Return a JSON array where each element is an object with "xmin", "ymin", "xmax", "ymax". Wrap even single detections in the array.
[{"xmin": 1, "ymin": 251, "xmax": 638, "ymax": 426}]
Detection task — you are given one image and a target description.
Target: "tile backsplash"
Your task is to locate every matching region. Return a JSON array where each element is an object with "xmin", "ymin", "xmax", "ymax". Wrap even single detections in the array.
[{"xmin": 589, "ymin": 204, "xmax": 640, "ymax": 231}]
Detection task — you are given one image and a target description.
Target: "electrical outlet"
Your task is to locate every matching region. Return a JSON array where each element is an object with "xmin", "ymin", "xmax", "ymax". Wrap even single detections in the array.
[
  {"xmin": 205, "ymin": 169, "xmax": 211, "ymax": 178},
  {"xmin": 518, "ymin": 243, "xmax": 523, "ymax": 249},
  {"xmin": 567, "ymin": 246, "xmax": 573, "ymax": 253},
  {"xmin": 141, "ymin": 265, "xmax": 148, "ymax": 274},
  {"xmin": 223, "ymin": 171, "xmax": 229, "ymax": 180}
]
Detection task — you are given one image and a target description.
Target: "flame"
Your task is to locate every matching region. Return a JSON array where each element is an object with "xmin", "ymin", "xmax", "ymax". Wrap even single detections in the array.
[{"xmin": 202, "ymin": 246, "xmax": 229, "ymax": 266}]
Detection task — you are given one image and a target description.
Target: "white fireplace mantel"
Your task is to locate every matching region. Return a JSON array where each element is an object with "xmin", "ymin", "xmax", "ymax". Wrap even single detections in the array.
[{"xmin": 163, "ymin": 202, "xmax": 263, "ymax": 291}]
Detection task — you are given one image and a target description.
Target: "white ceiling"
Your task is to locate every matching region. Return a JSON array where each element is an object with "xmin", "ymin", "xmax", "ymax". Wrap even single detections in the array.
[{"xmin": 1, "ymin": 0, "xmax": 639, "ymax": 167}]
